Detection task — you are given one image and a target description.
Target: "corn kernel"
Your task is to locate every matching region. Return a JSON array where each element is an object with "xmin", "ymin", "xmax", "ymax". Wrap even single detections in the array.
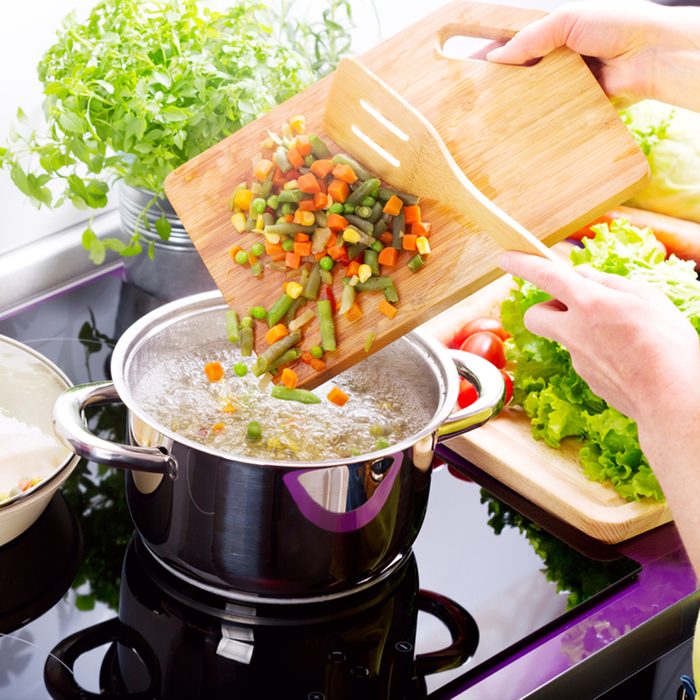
[
  {"xmin": 416, "ymin": 236, "xmax": 431, "ymax": 255},
  {"xmin": 255, "ymin": 214, "xmax": 264, "ymax": 231},
  {"xmin": 289, "ymin": 115, "xmax": 306, "ymax": 134},
  {"xmin": 283, "ymin": 179, "xmax": 298, "ymax": 190},
  {"xmin": 348, "ymin": 275, "xmax": 359, "ymax": 287},
  {"xmin": 342, "ymin": 227, "xmax": 362, "ymax": 244},
  {"xmin": 231, "ymin": 212, "xmax": 247, "ymax": 233},
  {"xmin": 233, "ymin": 188, "xmax": 254, "ymax": 211},
  {"xmin": 285, "ymin": 281, "xmax": 303, "ymax": 299},
  {"xmin": 358, "ymin": 264, "xmax": 372, "ymax": 283},
  {"xmin": 293, "ymin": 210, "xmax": 315, "ymax": 227},
  {"xmin": 264, "ymin": 232, "xmax": 281, "ymax": 245}
]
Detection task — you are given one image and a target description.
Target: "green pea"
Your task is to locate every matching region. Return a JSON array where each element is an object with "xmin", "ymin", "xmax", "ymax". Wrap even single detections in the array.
[
  {"xmin": 233, "ymin": 362, "xmax": 248, "ymax": 377},
  {"xmin": 374, "ymin": 437, "xmax": 390, "ymax": 450},
  {"xmin": 361, "ymin": 196, "xmax": 376, "ymax": 207},
  {"xmin": 247, "ymin": 420, "xmax": 262, "ymax": 441},
  {"xmin": 250, "ymin": 242, "xmax": 265, "ymax": 257},
  {"xmin": 319, "ymin": 256, "xmax": 334, "ymax": 271},
  {"xmin": 250, "ymin": 305, "xmax": 267, "ymax": 320},
  {"xmin": 234, "ymin": 250, "xmax": 249, "ymax": 265},
  {"xmin": 282, "ymin": 239, "xmax": 294, "ymax": 252},
  {"xmin": 310, "ymin": 345, "xmax": 324, "ymax": 359},
  {"xmin": 328, "ymin": 202, "xmax": 344, "ymax": 215},
  {"xmin": 251, "ymin": 197, "xmax": 267, "ymax": 215},
  {"xmin": 343, "ymin": 204, "xmax": 355, "ymax": 215},
  {"xmin": 281, "ymin": 203, "xmax": 295, "ymax": 216}
]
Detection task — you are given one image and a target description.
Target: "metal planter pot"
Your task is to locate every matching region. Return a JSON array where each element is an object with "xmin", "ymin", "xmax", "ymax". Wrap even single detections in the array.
[{"xmin": 53, "ymin": 291, "xmax": 504, "ymax": 602}]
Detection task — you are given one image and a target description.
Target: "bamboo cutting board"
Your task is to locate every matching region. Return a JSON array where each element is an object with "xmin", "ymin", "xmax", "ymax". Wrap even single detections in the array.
[
  {"xmin": 421, "ymin": 267, "xmax": 672, "ymax": 545},
  {"xmin": 164, "ymin": 0, "xmax": 649, "ymax": 388}
]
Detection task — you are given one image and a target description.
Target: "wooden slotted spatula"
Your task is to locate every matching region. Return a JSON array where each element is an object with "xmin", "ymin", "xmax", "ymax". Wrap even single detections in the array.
[{"xmin": 324, "ymin": 57, "xmax": 559, "ymax": 262}]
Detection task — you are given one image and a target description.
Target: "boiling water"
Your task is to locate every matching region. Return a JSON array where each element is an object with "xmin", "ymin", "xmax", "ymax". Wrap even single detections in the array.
[{"xmin": 132, "ymin": 335, "xmax": 438, "ymax": 462}]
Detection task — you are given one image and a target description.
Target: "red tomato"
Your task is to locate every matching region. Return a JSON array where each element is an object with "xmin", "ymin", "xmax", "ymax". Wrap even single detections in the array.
[
  {"xmin": 501, "ymin": 370, "xmax": 513, "ymax": 404},
  {"xmin": 460, "ymin": 331, "xmax": 506, "ymax": 369},
  {"xmin": 457, "ymin": 377, "xmax": 478, "ymax": 408},
  {"xmin": 450, "ymin": 317, "xmax": 509, "ymax": 348}
]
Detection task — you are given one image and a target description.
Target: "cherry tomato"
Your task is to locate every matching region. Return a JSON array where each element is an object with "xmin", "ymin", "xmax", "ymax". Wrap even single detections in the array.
[
  {"xmin": 450, "ymin": 317, "xmax": 509, "ymax": 348},
  {"xmin": 501, "ymin": 370, "xmax": 513, "ymax": 404},
  {"xmin": 457, "ymin": 377, "xmax": 478, "ymax": 409},
  {"xmin": 459, "ymin": 331, "xmax": 506, "ymax": 369}
]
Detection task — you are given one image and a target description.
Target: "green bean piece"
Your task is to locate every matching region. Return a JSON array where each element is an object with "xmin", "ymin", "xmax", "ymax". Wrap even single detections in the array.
[
  {"xmin": 250, "ymin": 242, "xmax": 265, "ymax": 258},
  {"xmin": 314, "ymin": 210, "xmax": 328, "ymax": 228},
  {"xmin": 319, "ymin": 256, "xmax": 334, "ymax": 271},
  {"xmin": 320, "ymin": 269, "xmax": 333, "ymax": 285},
  {"xmin": 355, "ymin": 276, "xmax": 395, "ymax": 292},
  {"xmin": 260, "ymin": 169, "xmax": 274, "ymax": 199},
  {"xmin": 240, "ymin": 322, "xmax": 254, "ymax": 357},
  {"xmin": 368, "ymin": 201, "xmax": 384, "ymax": 224},
  {"xmin": 283, "ymin": 297, "xmax": 305, "ymax": 326},
  {"xmin": 254, "ymin": 331, "xmax": 302, "ymax": 375},
  {"xmin": 280, "ymin": 203, "xmax": 295, "ymax": 216},
  {"xmin": 309, "ymin": 134, "xmax": 332, "ymax": 159},
  {"xmin": 250, "ymin": 305, "xmax": 268, "ymax": 321},
  {"xmin": 267, "ymin": 348, "xmax": 300, "ymax": 374},
  {"xmin": 267, "ymin": 293, "xmax": 295, "ymax": 327},
  {"xmin": 317, "ymin": 300, "xmax": 336, "ymax": 352},
  {"xmin": 235, "ymin": 250, "xmax": 249, "ymax": 266},
  {"xmin": 304, "ymin": 154, "xmax": 315, "ymax": 167},
  {"xmin": 225, "ymin": 310, "xmax": 240, "ymax": 343},
  {"xmin": 377, "ymin": 186, "xmax": 419, "ymax": 206},
  {"xmin": 339, "ymin": 283, "xmax": 356, "ymax": 316},
  {"xmin": 392, "ymin": 209, "xmax": 405, "ymax": 249},
  {"xmin": 373, "ymin": 219, "xmax": 388, "ymax": 237},
  {"xmin": 345, "ymin": 215, "xmax": 374, "ymax": 236},
  {"xmin": 311, "ymin": 227, "xmax": 332, "ymax": 254},
  {"xmin": 240, "ymin": 316, "xmax": 254, "ymax": 329},
  {"xmin": 364, "ymin": 249, "xmax": 380, "ymax": 276},
  {"xmin": 364, "ymin": 331, "xmax": 376, "ymax": 354},
  {"xmin": 247, "ymin": 421, "xmax": 262, "ymax": 441},
  {"xmin": 310, "ymin": 345, "xmax": 324, "ymax": 359},
  {"xmin": 303, "ymin": 263, "xmax": 322, "ymax": 300},
  {"xmin": 244, "ymin": 216, "xmax": 255, "ymax": 232},
  {"xmin": 370, "ymin": 240, "xmax": 384, "ymax": 253},
  {"xmin": 277, "ymin": 189, "xmax": 305, "ymax": 204},
  {"xmin": 267, "ymin": 194, "xmax": 279, "ymax": 209},
  {"xmin": 251, "ymin": 197, "xmax": 267, "ymax": 215},
  {"xmin": 265, "ymin": 222, "xmax": 315, "ymax": 235},
  {"xmin": 346, "ymin": 244, "xmax": 364, "ymax": 262},
  {"xmin": 384, "ymin": 284, "xmax": 399, "ymax": 304},
  {"xmin": 271, "ymin": 386, "xmax": 322, "ymax": 404},
  {"xmin": 346, "ymin": 178, "xmax": 382, "ymax": 207},
  {"xmin": 332, "ymin": 153, "xmax": 373, "ymax": 181},
  {"xmin": 273, "ymin": 146, "xmax": 292, "ymax": 173},
  {"xmin": 355, "ymin": 206, "xmax": 373, "ymax": 219},
  {"xmin": 407, "ymin": 254, "xmax": 425, "ymax": 272},
  {"xmin": 233, "ymin": 362, "xmax": 248, "ymax": 377},
  {"xmin": 250, "ymin": 261, "xmax": 264, "ymax": 277},
  {"xmin": 328, "ymin": 202, "xmax": 344, "ymax": 215}
]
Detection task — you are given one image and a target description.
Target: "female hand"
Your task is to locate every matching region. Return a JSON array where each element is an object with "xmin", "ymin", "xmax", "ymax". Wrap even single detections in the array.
[{"xmin": 487, "ymin": 1, "xmax": 700, "ymax": 111}]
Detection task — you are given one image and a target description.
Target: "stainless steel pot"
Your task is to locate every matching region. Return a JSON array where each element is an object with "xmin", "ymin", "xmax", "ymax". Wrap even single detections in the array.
[{"xmin": 53, "ymin": 291, "xmax": 504, "ymax": 602}]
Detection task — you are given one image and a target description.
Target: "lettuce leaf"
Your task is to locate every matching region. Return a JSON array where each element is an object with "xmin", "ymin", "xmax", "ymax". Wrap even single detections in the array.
[{"xmin": 501, "ymin": 220, "xmax": 700, "ymax": 502}]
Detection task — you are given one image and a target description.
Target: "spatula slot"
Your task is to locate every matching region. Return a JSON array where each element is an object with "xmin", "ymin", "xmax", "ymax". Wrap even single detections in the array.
[
  {"xmin": 359, "ymin": 99, "xmax": 409, "ymax": 142},
  {"xmin": 351, "ymin": 125, "xmax": 400, "ymax": 168}
]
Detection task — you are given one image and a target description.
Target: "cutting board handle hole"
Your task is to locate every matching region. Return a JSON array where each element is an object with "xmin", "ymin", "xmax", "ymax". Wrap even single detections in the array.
[{"xmin": 439, "ymin": 26, "xmax": 540, "ymax": 66}]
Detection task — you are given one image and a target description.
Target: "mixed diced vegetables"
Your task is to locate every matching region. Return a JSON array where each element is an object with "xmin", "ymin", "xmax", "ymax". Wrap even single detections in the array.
[{"xmin": 0, "ymin": 476, "xmax": 43, "ymax": 503}]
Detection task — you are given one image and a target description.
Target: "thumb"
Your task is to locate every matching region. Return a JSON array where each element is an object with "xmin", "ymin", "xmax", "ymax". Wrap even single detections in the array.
[{"xmin": 486, "ymin": 13, "xmax": 569, "ymax": 64}]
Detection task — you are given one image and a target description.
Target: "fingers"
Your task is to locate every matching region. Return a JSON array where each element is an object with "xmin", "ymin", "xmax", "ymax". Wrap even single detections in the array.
[{"xmin": 486, "ymin": 11, "xmax": 571, "ymax": 64}]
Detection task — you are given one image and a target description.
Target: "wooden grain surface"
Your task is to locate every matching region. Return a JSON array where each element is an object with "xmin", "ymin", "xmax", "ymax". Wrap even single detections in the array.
[
  {"xmin": 164, "ymin": 0, "xmax": 649, "ymax": 388},
  {"xmin": 420, "ymin": 264, "xmax": 671, "ymax": 545}
]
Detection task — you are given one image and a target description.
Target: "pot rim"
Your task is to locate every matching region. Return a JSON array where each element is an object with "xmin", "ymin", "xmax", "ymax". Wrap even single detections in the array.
[
  {"xmin": 110, "ymin": 291, "xmax": 459, "ymax": 469},
  {"xmin": 0, "ymin": 335, "xmax": 78, "ymax": 510}
]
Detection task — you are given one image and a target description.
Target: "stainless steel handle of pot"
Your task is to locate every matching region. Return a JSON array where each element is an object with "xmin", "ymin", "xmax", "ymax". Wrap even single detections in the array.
[
  {"xmin": 436, "ymin": 349, "xmax": 505, "ymax": 441},
  {"xmin": 53, "ymin": 381, "xmax": 178, "ymax": 478}
]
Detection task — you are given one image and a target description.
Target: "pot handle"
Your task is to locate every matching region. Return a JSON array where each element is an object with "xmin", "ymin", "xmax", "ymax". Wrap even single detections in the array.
[
  {"xmin": 437, "ymin": 350, "xmax": 505, "ymax": 441},
  {"xmin": 415, "ymin": 588, "xmax": 480, "ymax": 676},
  {"xmin": 53, "ymin": 381, "xmax": 178, "ymax": 478},
  {"xmin": 44, "ymin": 617, "xmax": 160, "ymax": 700}
]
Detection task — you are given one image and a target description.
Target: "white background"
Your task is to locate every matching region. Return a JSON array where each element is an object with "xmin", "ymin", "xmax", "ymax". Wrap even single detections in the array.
[{"xmin": 0, "ymin": 0, "xmax": 567, "ymax": 257}]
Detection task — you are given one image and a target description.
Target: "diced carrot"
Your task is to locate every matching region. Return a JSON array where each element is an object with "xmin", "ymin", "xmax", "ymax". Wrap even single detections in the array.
[
  {"xmin": 284, "ymin": 214, "xmax": 294, "ymax": 223},
  {"xmin": 383, "ymin": 194, "xmax": 403, "ymax": 216},
  {"xmin": 411, "ymin": 221, "xmax": 431, "ymax": 237},
  {"xmin": 318, "ymin": 178, "xmax": 327, "ymax": 195},
  {"xmin": 293, "ymin": 134, "xmax": 312, "ymax": 156},
  {"xmin": 295, "ymin": 233, "xmax": 310, "ymax": 242},
  {"xmin": 287, "ymin": 148, "xmax": 304, "ymax": 169},
  {"xmin": 285, "ymin": 252, "xmax": 301, "ymax": 268},
  {"xmin": 331, "ymin": 163, "xmax": 357, "ymax": 184},
  {"xmin": 294, "ymin": 241, "xmax": 312, "ymax": 257},
  {"xmin": 281, "ymin": 368, "xmax": 299, "ymax": 389},
  {"xmin": 378, "ymin": 299, "xmax": 398, "ymax": 319},
  {"xmin": 327, "ymin": 213, "xmax": 349, "ymax": 231},
  {"xmin": 265, "ymin": 241, "xmax": 286, "ymax": 261},
  {"xmin": 254, "ymin": 159, "xmax": 274, "ymax": 182},
  {"xmin": 272, "ymin": 167, "xmax": 287, "ymax": 188},
  {"xmin": 402, "ymin": 234, "xmax": 418, "ymax": 251},
  {"xmin": 229, "ymin": 245, "xmax": 242, "ymax": 261},
  {"xmin": 327, "ymin": 386, "xmax": 350, "ymax": 406},
  {"xmin": 301, "ymin": 351, "xmax": 326, "ymax": 372},
  {"xmin": 327, "ymin": 245, "xmax": 348, "ymax": 261},
  {"xmin": 248, "ymin": 251, "xmax": 258, "ymax": 266},
  {"xmin": 211, "ymin": 422, "xmax": 225, "ymax": 433},
  {"xmin": 298, "ymin": 199, "xmax": 317, "ymax": 211},
  {"xmin": 297, "ymin": 172, "xmax": 321, "ymax": 194},
  {"xmin": 314, "ymin": 251, "xmax": 326, "ymax": 261},
  {"xmin": 266, "ymin": 324, "xmax": 289, "ymax": 345},
  {"xmin": 18, "ymin": 479, "xmax": 32, "ymax": 492},
  {"xmin": 327, "ymin": 179, "xmax": 350, "ymax": 204},
  {"xmin": 345, "ymin": 260, "xmax": 361, "ymax": 277},
  {"xmin": 377, "ymin": 246, "xmax": 398, "ymax": 266},
  {"xmin": 403, "ymin": 205, "xmax": 421, "ymax": 225},
  {"xmin": 204, "ymin": 361, "xmax": 224, "ymax": 382},
  {"xmin": 379, "ymin": 231, "xmax": 394, "ymax": 245},
  {"xmin": 314, "ymin": 192, "xmax": 329, "ymax": 210},
  {"xmin": 310, "ymin": 159, "xmax": 335, "ymax": 179},
  {"xmin": 285, "ymin": 168, "xmax": 301, "ymax": 182},
  {"xmin": 345, "ymin": 301, "xmax": 363, "ymax": 322}
]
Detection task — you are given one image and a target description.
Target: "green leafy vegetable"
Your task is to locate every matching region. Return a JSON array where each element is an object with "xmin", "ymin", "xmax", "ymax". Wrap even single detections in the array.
[
  {"xmin": 501, "ymin": 219, "xmax": 700, "ymax": 502},
  {"xmin": 621, "ymin": 99, "xmax": 700, "ymax": 223},
  {"xmin": 1, "ymin": 0, "xmax": 354, "ymax": 261}
]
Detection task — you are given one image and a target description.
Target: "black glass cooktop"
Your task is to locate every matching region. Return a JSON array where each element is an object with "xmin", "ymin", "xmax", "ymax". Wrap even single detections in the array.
[{"xmin": 0, "ymin": 271, "xmax": 641, "ymax": 699}]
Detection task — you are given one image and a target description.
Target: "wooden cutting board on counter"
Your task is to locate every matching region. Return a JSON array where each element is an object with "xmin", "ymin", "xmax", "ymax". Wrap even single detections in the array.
[
  {"xmin": 164, "ymin": 0, "xmax": 649, "ymax": 387},
  {"xmin": 421, "ymin": 267, "xmax": 672, "ymax": 545}
]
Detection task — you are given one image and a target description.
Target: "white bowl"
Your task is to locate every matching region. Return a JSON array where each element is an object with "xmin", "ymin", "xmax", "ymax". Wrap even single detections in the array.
[{"xmin": 0, "ymin": 335, "xmax": 79, "ymax": 546}]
